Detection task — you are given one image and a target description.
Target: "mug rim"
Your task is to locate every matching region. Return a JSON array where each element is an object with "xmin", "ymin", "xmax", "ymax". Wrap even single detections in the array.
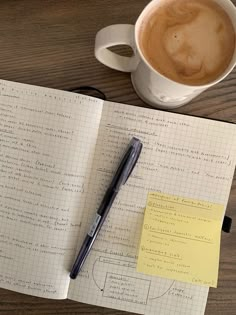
[{"xmin": 134, "ymin": 0, "xmax": 236, "ymax": 89}]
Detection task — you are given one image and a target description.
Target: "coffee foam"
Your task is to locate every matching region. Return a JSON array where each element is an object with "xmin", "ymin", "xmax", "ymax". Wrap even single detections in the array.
[{"xmin": 139, "ymin": 0, "xmax": 235, "ymax": 85}]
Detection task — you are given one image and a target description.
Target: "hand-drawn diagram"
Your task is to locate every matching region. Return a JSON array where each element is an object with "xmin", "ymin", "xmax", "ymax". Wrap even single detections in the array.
[{"xmin": 92, "ymin": 256, "xmax": 175, "ymax": 305}]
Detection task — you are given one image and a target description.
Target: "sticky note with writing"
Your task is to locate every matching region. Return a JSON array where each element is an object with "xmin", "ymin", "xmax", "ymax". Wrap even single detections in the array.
[{"xmin": 137, "ymin": 192, "xmax": 224, "ymax": 287}]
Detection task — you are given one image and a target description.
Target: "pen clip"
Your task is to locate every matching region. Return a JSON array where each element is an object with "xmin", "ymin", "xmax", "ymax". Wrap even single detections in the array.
[{"xmin": 123, "ymin": 141, "xmax": 142, "ymax": 185}]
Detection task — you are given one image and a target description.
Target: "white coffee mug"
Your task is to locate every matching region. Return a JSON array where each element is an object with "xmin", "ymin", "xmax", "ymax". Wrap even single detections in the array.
[{"xmin": 95, "ymin": 0, "xmax": 236, "ymax": 109}]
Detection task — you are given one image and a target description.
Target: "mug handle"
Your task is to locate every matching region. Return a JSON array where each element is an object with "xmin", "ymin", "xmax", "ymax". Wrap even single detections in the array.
[{"xmin": 95, "ymin": 24, "xmax": 140, "ymax": 72}]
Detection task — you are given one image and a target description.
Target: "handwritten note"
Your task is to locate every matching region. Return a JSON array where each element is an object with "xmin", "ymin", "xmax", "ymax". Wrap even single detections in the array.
[
  {"xmin": 103, "ymin": 273, "xmax": 150, "ymax": 305},
  {"xmin": 0, "ymin": 80, "xmax": 103, "ymax": 298},
  {"xmin": 137, "ymin": 192, "xmax": 224, "ymax": 287},
  {"xmin": 69, "ymin": 101, "xmax": 236, "ymax": 315}
]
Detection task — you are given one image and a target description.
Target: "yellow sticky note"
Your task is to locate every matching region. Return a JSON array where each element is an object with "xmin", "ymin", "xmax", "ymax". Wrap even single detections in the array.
[{"xmin": 137, "ymin": 192, "xmax": 224, "ymax": 287}]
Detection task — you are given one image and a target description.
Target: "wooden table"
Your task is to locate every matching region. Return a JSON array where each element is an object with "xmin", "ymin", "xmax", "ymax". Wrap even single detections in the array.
[{"xmin": 0, "ymin": 0, "xmax": 235, "ymax": 314}]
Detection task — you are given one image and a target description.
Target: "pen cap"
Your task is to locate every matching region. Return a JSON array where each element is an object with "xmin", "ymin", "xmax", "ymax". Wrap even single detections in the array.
[
  {"xmin": 114, "ymin": 137, "xmax": 142, "ymax": 189},
  {"xmin": 124, "ymin": 137, "xmax": 142, "ymax": 184}
]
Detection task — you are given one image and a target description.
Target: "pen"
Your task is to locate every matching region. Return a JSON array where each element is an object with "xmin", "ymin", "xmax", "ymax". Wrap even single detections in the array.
[{"xmin": 70, "ymin": 137, "xmax": 143, "ymax": 279}]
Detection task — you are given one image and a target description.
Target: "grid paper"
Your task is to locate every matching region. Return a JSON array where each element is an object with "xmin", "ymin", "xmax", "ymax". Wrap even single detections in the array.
[
  {"xmin": 1, "ymin": 79, "xmax": 236, "ymax": 313},
  {"xmin": 68, "ymin": 100, "xmax": 236, "ymax": 315},
  {"xmin": 0, "ymin": 79, "xmax": 103, "ymax": 299}
]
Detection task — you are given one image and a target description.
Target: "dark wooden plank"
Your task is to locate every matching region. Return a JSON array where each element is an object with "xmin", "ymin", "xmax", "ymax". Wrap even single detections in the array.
[{"xmin": 0, "ymin": 0, "xmax": 235, "ymax": 314}]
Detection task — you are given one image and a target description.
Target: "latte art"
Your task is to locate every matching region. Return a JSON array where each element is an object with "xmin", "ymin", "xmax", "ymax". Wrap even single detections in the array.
[{"xmin": 139, "ymin": 0, "xmax": 235, "ymax": 85}]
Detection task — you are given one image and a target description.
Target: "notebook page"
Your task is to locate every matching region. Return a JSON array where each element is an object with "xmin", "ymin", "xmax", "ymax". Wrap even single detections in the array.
[
  {"xmin": 0, "ymin": 80, "xmax": 103, "ymax": 299},
  {"xmin": 68, "ymin": 101, "xmax": 236, "ymax": 314}
]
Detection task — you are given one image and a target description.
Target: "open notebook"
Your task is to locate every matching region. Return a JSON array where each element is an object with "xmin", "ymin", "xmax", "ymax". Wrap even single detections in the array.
[{"xmin": 0, "ymin": 79, "xmax": 236, "ymax": 315}]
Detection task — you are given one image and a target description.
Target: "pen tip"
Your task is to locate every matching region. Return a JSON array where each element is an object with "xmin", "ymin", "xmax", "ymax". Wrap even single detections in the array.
[{"xmin": 69, "ymin": 273, "xmax": 76, "ymax": 280}]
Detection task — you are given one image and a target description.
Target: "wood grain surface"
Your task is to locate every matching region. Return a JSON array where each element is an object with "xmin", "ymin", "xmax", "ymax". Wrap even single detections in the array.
[{"xmin": 0, "ymin": 0, "xmax": 235, "ymax": 314}]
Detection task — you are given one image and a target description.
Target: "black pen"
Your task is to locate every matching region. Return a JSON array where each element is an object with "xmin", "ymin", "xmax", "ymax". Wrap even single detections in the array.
[{"xmin": 70, "ymin": 137, "xmax": 143, "ymax": 279}]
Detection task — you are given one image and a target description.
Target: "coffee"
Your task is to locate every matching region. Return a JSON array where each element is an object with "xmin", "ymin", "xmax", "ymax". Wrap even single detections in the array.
[{"xmin": 139, "ymin": 0, "xmax": 235, "ymax": 85}]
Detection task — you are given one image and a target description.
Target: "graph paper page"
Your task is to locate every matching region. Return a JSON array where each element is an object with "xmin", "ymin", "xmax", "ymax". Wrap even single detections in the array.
[
  {"xmin": 68, "ymin": 101, "xmax": 236, "ymax": 314},
  {"xmin": 0, "ymin": 80, "xmax": 103, "ymax": 299}
]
